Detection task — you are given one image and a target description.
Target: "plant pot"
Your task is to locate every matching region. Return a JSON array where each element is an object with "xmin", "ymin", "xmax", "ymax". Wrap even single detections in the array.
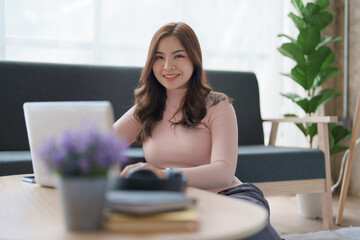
[
  {"xmin": 296, "ymin": 193, "xmax": 322, "ymax": 219},
  {"xmin": 57, "ymin": 177, "xmax": 107, "ymax": 231}
]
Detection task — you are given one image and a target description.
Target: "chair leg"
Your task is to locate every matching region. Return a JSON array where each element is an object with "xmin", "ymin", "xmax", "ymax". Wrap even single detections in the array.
[
  {"xmin": 321, "ymin": 189, "xmax": 333, "ymax": 230},
  {"xmin": 318, "ymin": 122, "xmax": 334, "ymax": 230}
]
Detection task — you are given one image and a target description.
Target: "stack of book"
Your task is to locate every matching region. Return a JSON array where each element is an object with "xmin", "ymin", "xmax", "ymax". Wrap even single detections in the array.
[{"xmin": 103, "ymin": 190, "xmax": 199, "ymax": 233}]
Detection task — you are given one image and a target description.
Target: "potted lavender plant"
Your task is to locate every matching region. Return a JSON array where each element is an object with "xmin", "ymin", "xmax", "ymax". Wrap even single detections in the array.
[{"xmin": 38, "ymin": 122, "xmax": 127, "ymax": 231}]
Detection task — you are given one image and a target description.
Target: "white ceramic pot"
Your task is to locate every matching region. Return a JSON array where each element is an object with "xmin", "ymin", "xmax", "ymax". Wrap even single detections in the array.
[
  {"xmin": 58, "ymin": 177, "xmax": 107, "ymax": 231},
  {"xmin": 296, "ymin": 193, "xmax": 322, "ymax": 219}
]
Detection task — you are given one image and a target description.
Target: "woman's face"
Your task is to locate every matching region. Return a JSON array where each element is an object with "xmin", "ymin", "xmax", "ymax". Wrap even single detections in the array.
[{"xmin": 152, "ymin": 36, "xmax": 194, "ymax": 90}]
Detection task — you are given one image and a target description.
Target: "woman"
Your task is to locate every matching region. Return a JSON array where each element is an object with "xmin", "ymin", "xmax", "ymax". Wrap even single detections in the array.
[{"xmin": 114, "ymin": 22, "xmax": 281, "ymax": 240}]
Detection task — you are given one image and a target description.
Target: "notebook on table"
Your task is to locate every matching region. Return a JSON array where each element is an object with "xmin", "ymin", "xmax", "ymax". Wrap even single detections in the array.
[
  {"xmin": 104, "ymin": 207, "xmax": 199, "ymax": 233},
  {"xmin": 23, "ymin": 101, "xmax": 115, "ymax": 187},
  {"xmin": 105, "ymin": 190, "xmax": 196, "ymax": 215}
]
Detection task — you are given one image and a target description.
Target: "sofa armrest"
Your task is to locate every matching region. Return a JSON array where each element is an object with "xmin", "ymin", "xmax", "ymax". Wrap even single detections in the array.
[
  {"xmin": 263, "ymin": 116, "xmax": 338, "ymax": 124},
  {"xmin": 263, "ymin": 116, "xmax": 338, "ymax": 146}
]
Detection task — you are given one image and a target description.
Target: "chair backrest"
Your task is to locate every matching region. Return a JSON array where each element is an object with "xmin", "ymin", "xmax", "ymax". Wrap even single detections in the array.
[
  {"xmin": 0, "ymin": 61, "xmax": 264, "ymax": 151},
  {"xmin": 206, "ymin": 70, "xmax": 264, "ymax": 146}
]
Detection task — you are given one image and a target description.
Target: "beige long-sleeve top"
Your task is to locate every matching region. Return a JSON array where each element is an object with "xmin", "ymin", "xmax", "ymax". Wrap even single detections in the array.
[{"xmin": 113, "ymin": 88, "xmax": 241, "ymax": 193}]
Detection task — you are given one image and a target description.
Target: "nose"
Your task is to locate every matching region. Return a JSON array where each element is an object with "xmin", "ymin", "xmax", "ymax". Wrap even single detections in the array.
[{"xmin": 163, "ymin": 58, "xmax": 175, "ymax": 70}]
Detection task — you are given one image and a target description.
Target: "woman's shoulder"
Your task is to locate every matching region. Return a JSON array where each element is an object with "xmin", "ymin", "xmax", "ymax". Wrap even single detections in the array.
[
  {"xmin": 203, "ymin": 91, "xmax": 236, "ymax": 125},
  {"xmin": 206, "ymin": 91, "xmax": 233, "ymax": 107}
]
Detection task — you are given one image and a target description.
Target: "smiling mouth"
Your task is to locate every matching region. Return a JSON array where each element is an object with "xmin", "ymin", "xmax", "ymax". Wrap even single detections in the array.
[{"xmin": 163, "ymin": 74, "xmax": 180, "ymax": 81}]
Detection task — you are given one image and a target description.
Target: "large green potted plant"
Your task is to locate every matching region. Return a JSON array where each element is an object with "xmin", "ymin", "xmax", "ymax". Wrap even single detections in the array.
[{"xmin": 277, "ymin": 0, "xmax": 351, "ymax": 218}]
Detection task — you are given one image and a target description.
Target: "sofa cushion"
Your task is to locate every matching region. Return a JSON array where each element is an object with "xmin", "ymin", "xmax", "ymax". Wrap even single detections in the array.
[
  {"xmin": 236, "ymin": 145, "xmax": 325, "ymax": 183},
  {"xmin": 0, "ymin": 149, "xmax": 146, "ymax": 176},
  {"xmin": 1, "ymin": 146, "xmax": 326, "ymax": 183}
]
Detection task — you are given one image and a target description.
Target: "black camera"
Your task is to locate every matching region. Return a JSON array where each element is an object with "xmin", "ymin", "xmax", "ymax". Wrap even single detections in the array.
[{"xmin": 108, "ymin": 167, "xmax": 187, "ymax": 192}]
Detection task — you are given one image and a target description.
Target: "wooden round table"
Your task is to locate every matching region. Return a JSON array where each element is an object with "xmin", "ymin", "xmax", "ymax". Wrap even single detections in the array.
[{"xmin": 0, "ymin": 174, "xmax": 268, "ymax": 240}]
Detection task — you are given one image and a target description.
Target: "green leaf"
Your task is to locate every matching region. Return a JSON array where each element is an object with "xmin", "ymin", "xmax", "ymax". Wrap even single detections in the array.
[
  {"xmin": 303, "ymin": 3, "xmax": 321, "ymax": 22},
  {"xmin": 330, "ymin": 145, "xmax": 349, "ymax": 155},
  {"xmin": 297, "ymin": 123, "xmax": 308, "ymax": 136},
  {"xmin": 330, "ymin": 124, "xmax": 352, "ymax": 144},
  {"xmin": 277, "ymin": 33, "xmax": 297, "ymax": 44},
  {"xmin": 277, "ymin": 43, "xmax": 305, "ymax": 64},
  {"xmin": 298, "ymin": 27, "xmax": 321, "ymax": 54},
  {"xmin": 288, "ymin": 66, "xmax": 308, "ymax": 90},
  {"xmin": 295, "ymin": 95, "xmax": 323, "ymax": 113},
  {"xmin": 280, "ymin": 92, "xmax": 302, "ymax": 102},
  {"xmin": 316, "ymin": 35, "xmax": 342, "ymax": 49},
  {"xmin": 309, "ymin": 46, "xmax": 334, "ymax": 70},
  {"xmin": 285, "ymin": 69, "xmax": 306, "ymax": 90},
  {"xmin": 310, "ymin": 12, "xmax": 334, "ymax": 30},
  {"xmin": 291, "ymin": 65, "xmax": 307, "ymax": 88},
  {"xmin": 313, "ymin": 66, "xmax": 338, "ymax": 87},
  {"xmin": 315, "ymin": 0, "xmax": 329, "ymax": 10},
  {"xmin": 281, "ymin": 94, "xmax": 323, "ymax": 113},
  {"xmin": 291, "ymin": 62, "xmax": 321, "ymax": 90},
  {"xmin": 291, "ymin": 0, "xmax": 305, "ymax": 18},
  {"xmin": 288, "ymin": 12, "xmax": 306, "ymax": 30},
  {"xmin": 313, "ymin": 88, "xmax": 341, "ymax": 111},
  {"xmin": 307, "ymin": 123, "xmax": 318, "ymax": 138},
  {"xmin": 328, "ymin": 123, "xmax": 337, "ymax": 149},
  {"xmin": 329, "ymin": 123, "xmax": 351, "ymax": 154},
  {"xmin": 283, "ymin": 114, "xmax": 298, "ymax": 118},
  {"xmin": 328, "ymin": 122, "xmax": 336, "ymax": 132},
  {"xmin": 281, "ymin": 71, "xmax": 319, "ymax": 90},
  {"xmin": 280, "ymin": 72, "xmax": 300, "ymax": 83}
]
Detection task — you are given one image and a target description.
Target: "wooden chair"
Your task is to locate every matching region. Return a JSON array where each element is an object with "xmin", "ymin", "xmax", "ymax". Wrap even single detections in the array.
[
  {"xmin": 207, "ymin": 71, "xmax": 337, "ymax": 230},
  {"xmin": 253, "ymin": 116, "xmax": 337, "ymax": 230},
  {"xmin": 121, "ymin": 70, "xmax": 338, "ymax": 231},
  {"xmin": 336, "ymin": 95, "xmax": 360, "ymax": 225}
]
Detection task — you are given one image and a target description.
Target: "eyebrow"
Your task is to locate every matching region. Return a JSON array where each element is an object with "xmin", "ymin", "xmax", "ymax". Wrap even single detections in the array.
[{"xmin": 156, "ymin": 49, "xmax": 186, "ymax": 55}]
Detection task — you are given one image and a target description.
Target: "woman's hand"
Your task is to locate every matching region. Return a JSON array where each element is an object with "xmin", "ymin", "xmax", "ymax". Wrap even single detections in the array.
[{"xmin": 120, "ymin": 162, "xmax": 166, "ymax": 179}]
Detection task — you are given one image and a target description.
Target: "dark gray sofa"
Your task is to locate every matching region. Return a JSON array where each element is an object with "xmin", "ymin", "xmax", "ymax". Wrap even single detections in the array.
[{"xmin": 0, "ymin": 61, "xmax": 325, "ymax": 183}]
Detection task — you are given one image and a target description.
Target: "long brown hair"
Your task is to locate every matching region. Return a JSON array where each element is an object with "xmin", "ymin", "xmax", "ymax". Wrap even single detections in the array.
[{"xmin": 134, "ymin": 22, "xmax": 228, "ymax": 142}]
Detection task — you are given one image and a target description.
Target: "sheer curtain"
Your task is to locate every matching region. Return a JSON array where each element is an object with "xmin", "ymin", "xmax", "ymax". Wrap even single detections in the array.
[{"xmin": 0, "ymin": 0, "xmax": 306, "ymax": 146}]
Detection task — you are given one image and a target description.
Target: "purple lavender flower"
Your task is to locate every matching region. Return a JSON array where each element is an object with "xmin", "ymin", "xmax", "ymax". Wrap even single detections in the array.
[
  {"xmin": 77, "ymin": 157, "xmax": 90, "ymax": 173},
  {"xmin": 37, "ymin": 122, "xmax": 128, "ymax": 177}
]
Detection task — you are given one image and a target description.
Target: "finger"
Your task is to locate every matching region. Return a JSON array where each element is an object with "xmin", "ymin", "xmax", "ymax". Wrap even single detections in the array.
[
  {"xmin": 119, "ymin": 164, "xmax": 136, "ymax": 177},
  {"xmin": 120, "ymin": 162, "xmax": 146, "ymax": 177}
]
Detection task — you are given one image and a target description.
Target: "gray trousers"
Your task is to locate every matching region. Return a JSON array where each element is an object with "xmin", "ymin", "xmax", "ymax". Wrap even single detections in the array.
[{"xmin": 218, "ymin": 183, "xmax": 282, "ymax": 240}]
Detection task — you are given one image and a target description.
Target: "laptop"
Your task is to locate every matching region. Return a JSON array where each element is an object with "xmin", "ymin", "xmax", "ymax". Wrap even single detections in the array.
[{"xmin": 23, "ymin": 101, "xmax": 115, "ymax": 187}]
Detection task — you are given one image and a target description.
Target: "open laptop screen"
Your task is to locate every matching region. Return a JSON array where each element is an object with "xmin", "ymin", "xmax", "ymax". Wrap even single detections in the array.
[{"xmin": 23, "ymin": 101, "xmax": 114, "ymax": 187}]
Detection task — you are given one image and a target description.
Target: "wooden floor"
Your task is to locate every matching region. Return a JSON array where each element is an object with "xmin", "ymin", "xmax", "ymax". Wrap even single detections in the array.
[{"xmin": 268, "ymin": 194, "xmax": 360, "ymax": 236}]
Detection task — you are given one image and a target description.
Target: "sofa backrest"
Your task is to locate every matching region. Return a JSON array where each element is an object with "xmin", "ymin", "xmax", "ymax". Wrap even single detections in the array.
[
  {"xmin": 206, "ymin": 70, "xmax": 264, "ymax": 146},
  {"xmin": 0, "ymin": 61, "xmax": 264, "ymax": 151}
]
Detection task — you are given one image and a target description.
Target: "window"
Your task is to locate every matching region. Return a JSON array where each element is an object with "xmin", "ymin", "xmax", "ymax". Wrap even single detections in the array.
[{"xmin": 0, "ymin": 0, "xmax": 306, "ymax": 146}]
